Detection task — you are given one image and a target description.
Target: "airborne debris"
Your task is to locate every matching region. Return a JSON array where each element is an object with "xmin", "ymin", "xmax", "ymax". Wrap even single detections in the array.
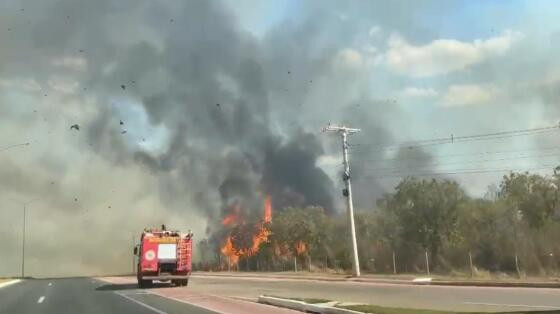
[
  {"xmin": 70, "ymin": 124, "xmax": 80, "ymax": 131},
  {"xmin": 216, "ymin": 103, "xmax": 220, "ymax": 107},
  {"xmin": 170, "ymin": 18, "xmax": 174, "ymax": 22},
  {"xmin": 119, "ymin": 120, "xmax": 124, "ymax": 125},
  {"xmin": 120, "ymin": 85, "xmax": 126, "ymax": 90},
  {"xmin": 74, "ymin": 198, "xmax": 78, "ymax": 202},
  {"xmin": 121, "ymin": 130, "xmax": 127, "ymax": 134},
  {"xmin": 79, "ymin": 49, "xmax": 84, "ymax": 53}
]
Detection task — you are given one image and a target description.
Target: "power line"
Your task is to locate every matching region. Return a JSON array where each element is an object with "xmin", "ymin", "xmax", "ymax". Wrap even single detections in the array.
[
  {"xmin": 350, "ymin": 146, "xmax": 560, "ymax": 163},
  {"xmin": 350, "ymin": 124, "xmax": 560, "ymax": 153},
  {"xmin": 361, "ymin": 152, "xmax": 560, "ymax": 173},
  {"xmin": 356, "ymin": 164, "xmax": 559, "ymax": 180},
  {"xmin": 0, "ymin": 142, "xmax": 30, "ymax": 152}
]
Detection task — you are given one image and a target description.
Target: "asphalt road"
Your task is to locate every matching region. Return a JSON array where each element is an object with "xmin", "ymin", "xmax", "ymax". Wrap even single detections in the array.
[
  {"xmin": 0, "ymin": 278, "xmax": 216, "ymax": 314},
  {"xmin": 188, "ymin": 274, "xmax": 560, "ymax": 312},
  {"xmin": 3, "ymin": 275, "xmax": 560, "ymax": 313}
]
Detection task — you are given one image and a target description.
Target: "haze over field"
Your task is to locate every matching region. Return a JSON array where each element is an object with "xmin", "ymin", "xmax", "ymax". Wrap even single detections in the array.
[{"xmin": 1, "ymin": 0, "xmax": 559, "ymax": 276}]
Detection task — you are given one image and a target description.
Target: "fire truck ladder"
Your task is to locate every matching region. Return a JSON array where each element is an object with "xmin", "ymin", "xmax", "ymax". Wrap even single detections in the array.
[{"xmin": 177, "ymin": 238, "xmax": 190, "ymax": 270}]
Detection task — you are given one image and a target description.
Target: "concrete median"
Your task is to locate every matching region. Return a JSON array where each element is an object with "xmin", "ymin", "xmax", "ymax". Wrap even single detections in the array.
[{"xmin": 258, "ymin": 295, "xmax": 365, "ymax": 314}]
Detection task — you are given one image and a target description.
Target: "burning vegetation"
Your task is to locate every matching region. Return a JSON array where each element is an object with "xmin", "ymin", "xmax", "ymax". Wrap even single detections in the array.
[{"xmin": 220, "ymin": 195, "xmax": 273, "ymax": 267}]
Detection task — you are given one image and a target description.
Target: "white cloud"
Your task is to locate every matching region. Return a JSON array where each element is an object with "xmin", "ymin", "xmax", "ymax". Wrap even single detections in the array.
[
  {"xmin": 400, "ymin": 87, "xmax": 438, "ymax": 99},
  {"xmin": 385, "ymin": 30, "xmax": 523, "ymax": 77},
  {"xmin": 334, "ymin": 49, "xmax": 363, "ymax": 70},
  {"xmin": 363, "ymin": 45, "xmax": 378, "ymax": 54},
  {"xmin": 51, "ymin": 57, "xmax": 87, "ymax": 71},
  {"xmin": 0, "ymin": 78, "xmax": 41, "ymax": 92},
  {"xmin": 48, "ymin": 76, "xmax": 79, "ymax": 94},
  {"xmin": 368, "ymin": 25, "xmax": 381, "ymax": 37},
  {"xmin": 441, "ymin": 84, "xmax": 498, "ymax": 107}
]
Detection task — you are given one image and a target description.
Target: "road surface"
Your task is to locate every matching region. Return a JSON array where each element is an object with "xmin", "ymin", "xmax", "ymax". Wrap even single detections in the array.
[
  {"xmin": 187, "ymin": 274, "xmax": 560, "ymax": 312},
  {"xmin": 3, "ymin": 275, "xmax": 560, "ymax": 313},
  {"xmin": 0, "ymin": 277, "xmax": 296, "ymax": 314}
]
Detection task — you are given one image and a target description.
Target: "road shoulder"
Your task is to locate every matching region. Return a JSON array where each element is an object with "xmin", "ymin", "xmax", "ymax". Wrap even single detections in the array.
[
  {"xmin": 96, "ymin": 276, "xmax": 299, "ymax": 314},
  {"xmin": 0, "ymin": 279, "xmax": 21, "ymax": 289}
]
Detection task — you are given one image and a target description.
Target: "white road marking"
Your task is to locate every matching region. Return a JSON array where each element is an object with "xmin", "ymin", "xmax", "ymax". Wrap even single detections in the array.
[
  {"xmin": 48, "ymin": 282, "xmax": 52, "ymax": 286},
  {"xmin": 115, "ymin": 292, "xmax": 169, "ymax": 314},
  {"xmin": 463, "ymin": 302, "xmax": 560, "ymax": 309},
  {"xmin": 0, "ymin": 279, "xmax": 21, "ymax": 289},
  {"xmin": 37, "ymin": 296, "xmax": 45, "ymax": 304},
  {"xmin": 149, "ymin": 292, "xmax": 229, "ymax": 314}
]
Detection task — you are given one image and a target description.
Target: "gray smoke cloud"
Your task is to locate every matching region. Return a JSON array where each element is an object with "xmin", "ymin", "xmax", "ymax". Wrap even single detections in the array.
[{"xmin": 0, "ymin": 0, "xmax": 380, "ymax": 277}]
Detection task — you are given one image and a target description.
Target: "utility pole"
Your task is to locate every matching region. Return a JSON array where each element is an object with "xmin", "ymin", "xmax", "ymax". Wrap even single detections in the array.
[
  {"xmin": 22, "ymin": 204, "xmax": 26, "ymax": 278},
  {"xmin": 132, "ymin": 235, "xmax": 136, "ymax": 275},
  {"xmin": 323, "ymin": 124, "xmax": 361, "ymax": 277},
  {"xmin": 10, "ymin": 198, "xmax": 41, "ymax": 278}
]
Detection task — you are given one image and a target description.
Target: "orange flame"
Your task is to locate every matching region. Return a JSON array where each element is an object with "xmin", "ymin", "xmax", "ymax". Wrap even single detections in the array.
[
  {"xmin": 295, "ymin": 241, "xmax": 307, "ymax": 255},
  {"xmin": 220, "ymin": 195, "xmax": 273, "ymax": 266},
  {"xmin": 222, "ymin": 203, "xmax": 241, "ymax": 226},
  {"xmin": 222, "ymin": 213, "xmax": 236, "ymax": 225},
  {"xmin": 221, "ymin": 236, "xmax": 239, "ymax": 266}
]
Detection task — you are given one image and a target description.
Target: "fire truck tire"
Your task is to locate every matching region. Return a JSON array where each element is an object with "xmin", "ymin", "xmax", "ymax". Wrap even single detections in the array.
[
  {"xmin": 138, "ymin": 279, "xmax": 151, "ymax": 288},
  {"xmin": 182, "ymin": 279, "xmax": 189, "ymax": 286}
]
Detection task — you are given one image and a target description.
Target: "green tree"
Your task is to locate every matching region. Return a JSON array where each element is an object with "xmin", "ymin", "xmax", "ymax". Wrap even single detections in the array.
[
  {"xmin": 269, "ymin": 206, "xmax": 330, "ymax": 264},
  {"xmin": 499, "ymin": 172, "xmax": 559, "ymax": 228},
  {"xmin": 383, "ymin": 178, "xmax": 466, "ymax": 266}
]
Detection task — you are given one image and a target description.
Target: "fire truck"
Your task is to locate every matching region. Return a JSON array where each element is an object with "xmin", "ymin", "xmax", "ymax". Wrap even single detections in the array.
[{"xmin": 134, "ymin": 226, "xmax": 193, "ymax": 288}]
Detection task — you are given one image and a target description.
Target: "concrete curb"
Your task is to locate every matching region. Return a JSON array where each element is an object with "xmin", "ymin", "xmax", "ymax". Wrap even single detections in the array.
[
  {"xmin": 0, "ymin": 279, "xmax": 21, "ymax": 289},
  {"xmin": 258, "ymin": 295, "xmax": 365, "ymax": 314},
  {"xmin": 194, "ymin": 273, "xmax": 560, "ymax": 289}
]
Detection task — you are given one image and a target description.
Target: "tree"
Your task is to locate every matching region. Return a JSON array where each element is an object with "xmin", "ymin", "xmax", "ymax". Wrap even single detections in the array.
[
  {"xmin": 269, "ymin": 206, "xmax": 330, "ymax": 264},
  {"xmin": 383, "ymin": 178, "xmax": 466, "ymax": 267},
  {"xmin": 499, "ymin": 172, "xmax": 559, "ymax": 228}
]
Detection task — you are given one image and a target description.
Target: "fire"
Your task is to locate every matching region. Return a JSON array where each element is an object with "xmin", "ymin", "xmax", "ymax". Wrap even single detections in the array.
[
  {"xmin": 222, "ymin": 213, "xmax": 236, "ymax": 225},
  {"xmin": 222, "ymin": 203, "xmax": 241, "ymax": 226},
  {"xmin": 220, "ymin": 195, "xmax": 273, "ymax": 267},
  {"xmin": 295, "ymin": 241, "xmax": 307, "ymax": 255},
  {"xmin": 251, "ymin": 224, "xmax": 270, "ymax": 253},
  {"xmin": 221, "ymin": 236, "xmax": 239, "ymax": 265}
]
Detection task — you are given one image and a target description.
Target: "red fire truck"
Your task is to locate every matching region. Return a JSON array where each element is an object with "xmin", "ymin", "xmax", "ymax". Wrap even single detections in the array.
[{"xmin": 134, "ymin": 226, "xmax": 193, "ymax": 288}]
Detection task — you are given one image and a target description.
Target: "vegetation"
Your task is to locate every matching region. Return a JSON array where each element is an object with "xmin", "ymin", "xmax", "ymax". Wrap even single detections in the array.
[{"xmin": 197, "ymin": 167, "xmax": 560, "ymax": 276}]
